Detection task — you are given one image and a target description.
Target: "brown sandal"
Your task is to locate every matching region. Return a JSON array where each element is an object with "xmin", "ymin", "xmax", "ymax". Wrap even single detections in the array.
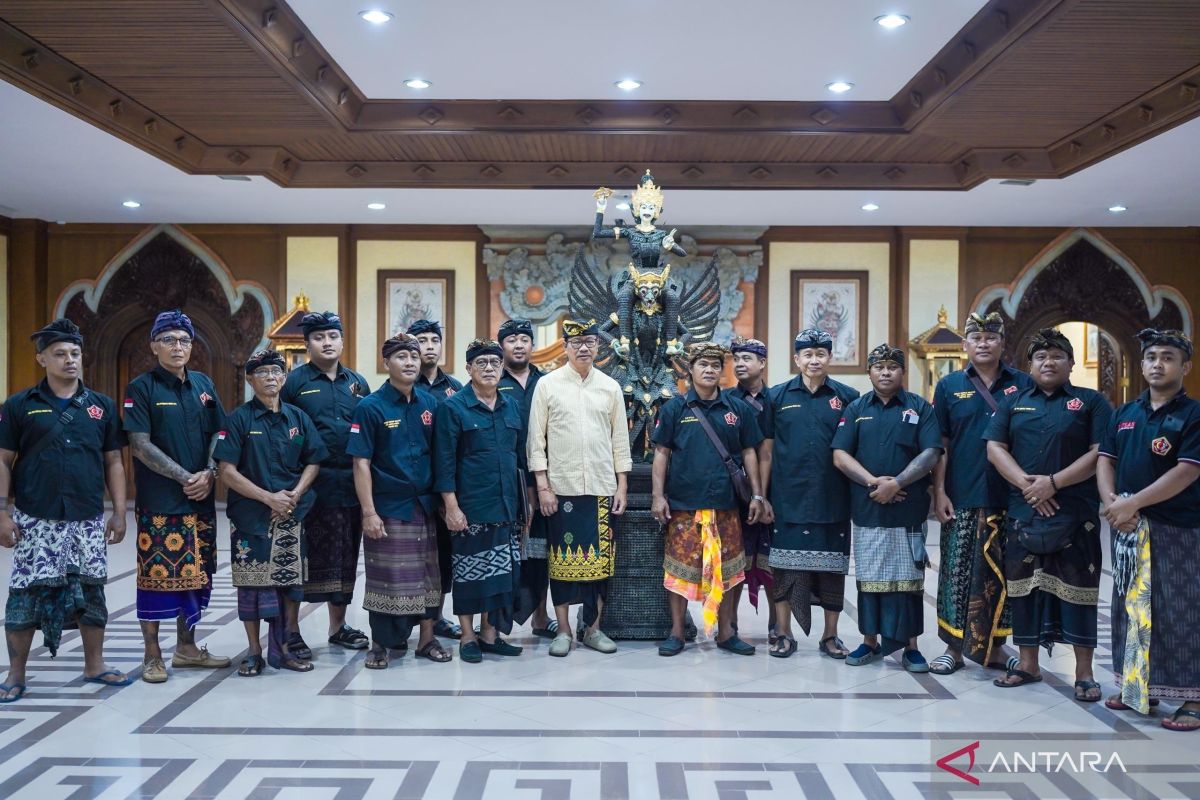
[
  {"xmin": 364, "ymin": 646, "xmax": 389, "ymax": 670},
  {"xmin": 416, "ymin": 640, "xmax": 452, "ymax": 663}
]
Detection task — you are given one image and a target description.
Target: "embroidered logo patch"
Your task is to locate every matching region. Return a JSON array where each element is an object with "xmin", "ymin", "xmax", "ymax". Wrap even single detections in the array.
[
  {"xmin": 1066, "ymin": 398, "xmax": 1084, "ymax": 411},
  {"xmin": 724, "ymin": 411, "xmax": 738, "ymax": 426},
  {"xmin": 829, "ymin": 396, "xmax": 843, "ymax": 410},
  {"xmin": 349, "ymin": 423, "xmax": 361, "ymax": 434},
  {"xmin": 445, "ymin": 388, "xmax": 456, "ymax": 398},
  {"xmin": 1151, "ymin": 436, "xmax": 1172, "ymax": 456},
  {"xmin": 421, "ymin": 410, "xmax": 433, "ymax": 426},
  {"xmin": 199, "ymin": 391, "xmax": 213, "ymax": 405},
  {"xmin": 1118, "ymin": 421, "xmax": 1136, "ymax": 431},
  {"xmin": 123, "ymin": 397, "xmax": 134, "ymax": 409},
  {"xmin": 349, "ymin": 382, "xmax": 360, "ymax": 396},
  {"xmin": 288, "ymin": 426, "xmax": 300, "ymax": 440},
  {"xmin": 1004, "ymin": 385, "xmax": 1018, "ymax": 396},
  {"xmin": 87, "ymin": 404, "xmax": 104, "ymax": 420}
]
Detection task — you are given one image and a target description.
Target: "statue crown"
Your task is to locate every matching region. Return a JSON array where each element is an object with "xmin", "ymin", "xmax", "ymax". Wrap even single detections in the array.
[
  {"xmin": 629, "ymin": 265, "xmax": 669, "ymax": 289},
  {"xmin": 630, "ymin": 169, "xmax": 664, "ymax": 212}
]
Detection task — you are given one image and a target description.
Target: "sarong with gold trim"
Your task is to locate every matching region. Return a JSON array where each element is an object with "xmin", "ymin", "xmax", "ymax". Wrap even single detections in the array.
[
  {"xmin": 547, "ymin": 495, "xmax": 613, "ymax": 627},
  {"xmin": 853, "ymin": 524, "xmax": 928, "ymax": 655},
  {"xmin": 664, "ymin": 508, "xmax": 745, "ymax": 634},
  {"xmin": 1004, "ymin": 516, "xmax": 1100, "ymax": 649},
  {"xmin": 135, "ymin": 508, "xmax": 215, "ymax": 628},
  {"xmin": 1112, "ymin": 516, "xmax": 1200, "ymax": 709},
  {"xmin": 936, "ymin": 507, "xmax": 1011, "ymax": 665}
]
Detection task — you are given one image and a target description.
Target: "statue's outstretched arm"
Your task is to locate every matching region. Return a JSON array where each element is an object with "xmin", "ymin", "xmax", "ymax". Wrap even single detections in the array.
[{"xmin": 592, "ymin": 212, "xmax": 619, "ymax": 240}]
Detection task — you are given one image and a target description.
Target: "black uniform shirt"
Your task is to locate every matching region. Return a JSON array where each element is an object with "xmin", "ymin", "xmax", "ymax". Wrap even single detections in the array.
[
  {"xmin": 417, "ymin": 368, "xmax": 464, "ymax": 408},
  {"xmin": 432, "ymin": 384, "xmax": 524, "ymax": 524},
  {"xmin": 346, "ymin": 382, "xmax": 437, "ymax": 520}
]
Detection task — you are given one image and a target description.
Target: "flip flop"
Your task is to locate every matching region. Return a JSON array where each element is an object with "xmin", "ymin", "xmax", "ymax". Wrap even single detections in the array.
[
  {"xmin": 1105, "ymin": 696, "xmax": 1160, "ymax": 711},
  {"xmin": 364, "ymin": 648, "xmax": 389, "ymax": 670},
  {"xmin": 0, "ymin": 683, "xmax": 27, "ymax": 703},
  {"xmin": 1161, "ymin": 708, "xmax": 1200, "ymax": 732},
  {"xmin": 993, "ymin": 668, "xmax": 1043, "ymax": 688},
  {"xmin": 433, "ymin": 618, "xmax": 463, "ymax": 639},
  {"xmin": 417, "ymin": 641, "xmax": 453, "ymax": 663},
  {"xmin": 769, "ymin": 636, "xmax": 797, "ymax": 659},
  {"xmin": 1074, "ymin": 679, "xmax": 1102, "ymax": 703},
  {"xmin": 929, "ymin": 654, "xmax": 964, "ymax": 675},
  {"xmin": 237, "ymin": 655, "xmax": 265, "ymax": 677},
  {"xmin": 268, "ymin": 655, "xmax": 314, "ymax": 673},
  {"xmin": 83, "ymin": 670, "xmax": 133, "ymax": 687},
  {"xmin": 531, "ymin": 620, "xmax": 559, "ymax": 639}
]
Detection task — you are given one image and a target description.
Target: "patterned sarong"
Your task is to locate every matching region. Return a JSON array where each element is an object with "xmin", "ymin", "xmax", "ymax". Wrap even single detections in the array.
[
  {"xmin": 852, "ymin": 525, "xmax": 927, "ymax": 593},
  {"xmin": 739, "ymin": 514, "xmax": 772, "ymax": 610},
  {"xmin": 548, "ymin": 495, "xmax": 615, "ymax": 582},
  {"xmin": 451, "ymin": 521, "xmax": 520, "ymax": 632},
  {"xmin": 302, "ymin": 506, "xmax": 362, "ymax": 604},
  {"xmin": 136, "ymin": 509, "xmax": 212, "ymax": 591},
  {"xmin": 230, "ymin": 516, "xmax": 307, "ymax": 589},
  {"xmin": 363, "ymin": 509, "xmax": 441, "ymax": 617},
  {"xmin": 664, "ymin": 508, "xmax": 745, "ymax": 634},
  {"xmin": 514, "ymin": 510, "xmax": 550, "ymax": 625},
  {"xmin": 936, "ymin": 508, "xmax": 1011, "ymax": 665},
  {"xmin": 1004, "ymin": 516, "xmax": 1100, "ymax": 648},
  {"xmin": 7, "ymin": 509, "xmax": 107, "ymax": 589},
  {"xmin": 773, "ymin": 569, "xmax": 845, "ymax": 636},
  {"xmin": 1112, "ymin": 517, "xmax": 1200, "ymax": 707}
]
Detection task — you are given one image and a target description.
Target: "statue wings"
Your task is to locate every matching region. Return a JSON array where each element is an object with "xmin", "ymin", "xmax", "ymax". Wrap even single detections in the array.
[
  {"xmin": 566, "ymin": 245, "xmax": 616, "ymax": 365},
  {"xmin": 677, "ymin": 254, "xmax": 721, "ymax": 344}
]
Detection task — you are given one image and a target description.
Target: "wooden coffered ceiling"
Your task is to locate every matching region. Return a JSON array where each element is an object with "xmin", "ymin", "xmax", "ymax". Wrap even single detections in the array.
[{"xmin": 1, "ymin": 0, "xmax": 1199, "ymax": 191}]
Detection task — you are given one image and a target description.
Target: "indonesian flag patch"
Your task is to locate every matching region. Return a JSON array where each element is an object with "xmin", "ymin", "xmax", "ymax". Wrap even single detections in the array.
[
  {"xmin": 1151, "ymin": 436, "xmax": 1172, "ymax": 456},
  {"xmin": 829, "ymin": 396, "xmax": 843, "ymax": 411},
  {"xmin": 724, "ymin": 411, "xmax": 738, "ymax": 426},
  {"xmin": 123, "ymin": 397, "xmax": 135, "ymax": 409},
  {"xmin": 837, "ymin": 417, "xmax": 846, "ymax": 428},
  {"xmin": 421, "ymin": 410, "xmax": 433, "ymax": 426},
  {"xmin": 1066, "ymin": 398, "xmax": 1084, "ymax": 411},
  {"xmin": 87, "ymin": 404, "xmax": 104, "ymax": 420},
  {"xmin": 217, "ymin": 431, "xmax": 227, "ymax": 441},
  {"xmin": 350, "ymin": 423, "xmax": 361, "ymax": 434}
]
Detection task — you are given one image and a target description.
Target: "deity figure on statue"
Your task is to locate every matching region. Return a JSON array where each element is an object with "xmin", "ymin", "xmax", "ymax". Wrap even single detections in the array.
[{"xmin": 569, "ymin": 170, "xmax": 720, "ymax": 460}]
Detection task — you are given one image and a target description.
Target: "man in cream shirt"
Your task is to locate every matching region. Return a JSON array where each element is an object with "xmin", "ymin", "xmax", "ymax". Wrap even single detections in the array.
[{"xmin": 528, "ymin": 319, "xmax": 632, "ymax": 656}]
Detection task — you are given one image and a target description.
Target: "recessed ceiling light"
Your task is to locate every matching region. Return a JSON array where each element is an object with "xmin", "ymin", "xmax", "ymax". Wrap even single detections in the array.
[
  {"xmin": 875, "ymin": 14, "xmax": 910, "ymax": 29},
  {"xmin": 403, "ymin": 78, "xmax": 432, "ymax": 90},
  {"xmin": 615, "ymin": 79, "xmax": 643, "ymax": 91},
  {"xmin": 122, "ymin": 200, "xmax": 141, "ymax": 209},
  {"xmin": 367, "ymin": 202, "xmax": 387, "ymax": 210},
  {"xmin": 861, "ymin": 202, "xmax": 880, "ymax": 211},
  {"xmin": 615, "ymin": 201, "xmax": 631, "ymax": 211},
  {"xmin": 826, "ymin": 81, "xmax": 854, "ymax": 94},
  {"xmin": 359, "ymin": 9, "xmax": 393, "ymax": 24},
  {"xmin": 218, "ymin": 175, "xmax": 252, "ymax": 182},
  {"xmin": 1108, "ymin": 204, "xmax": 1128, "ymax": 213}
]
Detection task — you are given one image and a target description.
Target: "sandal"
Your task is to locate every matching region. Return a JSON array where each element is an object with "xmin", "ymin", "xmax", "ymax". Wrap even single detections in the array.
[
  {"xmin": 770, "ymin": 636, "xmax": 797, "ymax": 659},
  {"xmin": 1105, "ymin": 695, "xmax": 1160, "ymax": 711},
  {"xmin": 819, "ymin": 636, "xmax": 849, "ymax": 659},
  {"xmin": 269, "ymin": 654, "xmax": 314, "ymax": 673},
  {"xmin": 285, "ymin": 632, "xmax": 313, "ymax": 661},
  {"xmin": 993, "ymin": 668, "xmax": 1043, "ymax": 687},
  {"xmin": 328, "ymin": 625, "xmax": 369, "ymax": 650},
  {"xmin": 364, "ymin": 647, "xmax": 389, "ymax": 670},
  {"xmin": 433, "ymin": 618, "xmax": 463, "ymax": 639},
  {"xmin": 930, "ymin": 654, "xmax": 964, "ymax": 675},
  {"xmin": 1161, "ymin": 707, "xmax": 1200, "ymax": 732},
  {"xmin": 416, "ymin": 640, "xmax": 453, "ymax": 663},
  {"xmin": 1074, "ymin": 679, "xmax": 1102, "ymax": 703},
  {"xmin": 237, "ymin": 655, "xmax": 265, "ymax": 677},
  {"xmin": 531, "ymin": 620, "xmax": 559, "ymax": 639},
  {"xmin": 0, "ymin": 683, "xmax": 27, "ymax": 703},
  {"xmin": 83, "ymin": 669, "xmax": 133, "ymax": 687},
  {"xmin": 986, "ymin": 656, "xmax": 1021, "ymax": 672}
]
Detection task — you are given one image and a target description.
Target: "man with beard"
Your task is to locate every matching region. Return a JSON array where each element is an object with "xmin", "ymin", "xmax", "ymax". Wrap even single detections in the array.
[
  {"xmin": 832, "ymin": 344, "xmax": 940, "ymax": 672},
  {"xmin": 986, "ymin": 328, "xmax": 1111, "ymax": 702},
  {"xmin": 1098, "ymin": 328, "xmax": 1200, "ymax": 730},
  {"xmin": 760, "ymin": 329, "xmax": 859, "ymax": 659},
  {"xmin": 408, "ymin": 318, "xmax": 464, "ymax": 641},
  {"xmin": 929, "ymin": 312, "xmax": 1032, "ymax": 676},
  {"xmin": 280, "ymin": 311, "xmax": 371, "ymax": 658}
]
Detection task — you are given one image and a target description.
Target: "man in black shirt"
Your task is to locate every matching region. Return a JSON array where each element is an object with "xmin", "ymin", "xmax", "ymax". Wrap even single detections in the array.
[
  {"xmin": 124, "ymin": 309, "xmax": 231, "ymax": 683},
  {"xmin": 215, "ymin": 350, "xmax": 327, "ymax": 676},
  {"xmin": 0, "ymin": 319, "xmax": 131, "ymax": 701},
  {"xmin": 408, "ymin": 318, "xmax": 464, "ymax": 640},
  {"xmin": 280, "ymin": 311, "xmax": 372, "ymax": 658},
  {"xmin": 1098, "ymin": 328, "xmax": 1200, "ymax": 729},
  {"xmin": 985, "ymin": 328, "xmax": 1110, "ymax": 701}
]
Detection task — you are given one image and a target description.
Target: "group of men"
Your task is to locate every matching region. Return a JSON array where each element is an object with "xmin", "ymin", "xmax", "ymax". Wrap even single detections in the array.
[{"xmin": 0, "ymin": 307, "xmax": 1196, "ymax": 732}]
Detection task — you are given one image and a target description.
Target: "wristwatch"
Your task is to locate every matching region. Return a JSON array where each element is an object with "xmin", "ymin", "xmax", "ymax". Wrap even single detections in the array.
[{"xmin": 751, "ymin": 494, "xmax": 765, "ymax": 503}]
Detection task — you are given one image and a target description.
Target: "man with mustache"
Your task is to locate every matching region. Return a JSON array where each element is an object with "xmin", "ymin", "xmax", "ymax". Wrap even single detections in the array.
[{"xmin": 985, "ymin": 328, "xmax": 1111, "ymax": 701}]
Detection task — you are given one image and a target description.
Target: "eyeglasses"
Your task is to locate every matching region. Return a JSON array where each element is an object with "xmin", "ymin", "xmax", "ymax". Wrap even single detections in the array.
[
  {"xmin": 156, "ymin": 336, "xmax": 193, "ymax": 349},
  {"xmin": 471, "ymin": 358, "xmax": 502, "ymax": 369},
  {"xmin": 566, "ymin": 337, "xmax": 599, "ymax": 350},
  {"xmin": 251, "ymin": 367, "xmax": 285, "ymax": 378}
]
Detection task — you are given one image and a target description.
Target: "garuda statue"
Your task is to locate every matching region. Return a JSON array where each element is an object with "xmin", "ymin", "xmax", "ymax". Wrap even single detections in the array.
[{"xmin": 568, "ymin": 170, "xmax": 719, "ymax": 460}]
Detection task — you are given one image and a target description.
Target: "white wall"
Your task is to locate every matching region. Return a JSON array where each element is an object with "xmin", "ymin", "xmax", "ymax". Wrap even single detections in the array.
[
  {"xmin": 907, "ymin": 239, "xmax": 960, "ymax": 397},
  {"xmin": 286, "ymin": 236, "xmax": 339, "ymax": 314}
]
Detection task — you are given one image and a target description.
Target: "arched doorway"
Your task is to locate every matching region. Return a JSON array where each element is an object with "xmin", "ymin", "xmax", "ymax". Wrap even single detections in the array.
[{"xmin": 972, "ymin": 229, "xmax": 1191, "ymax": 405}]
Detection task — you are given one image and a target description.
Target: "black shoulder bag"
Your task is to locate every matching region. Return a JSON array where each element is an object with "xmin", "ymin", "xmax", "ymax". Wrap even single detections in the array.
[
  {"xmin": 20, "ymin": 390, "xmax": 90, "ymax": 465},
  {"xmin": 686, "ymin": 401, "xmax": 754, "ymax": 505}
]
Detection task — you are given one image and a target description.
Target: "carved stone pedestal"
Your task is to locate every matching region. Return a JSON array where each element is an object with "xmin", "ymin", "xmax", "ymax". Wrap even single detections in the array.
[{"xmin": 602, "ymin": 463, "xmax": 673, "ymax": 640}]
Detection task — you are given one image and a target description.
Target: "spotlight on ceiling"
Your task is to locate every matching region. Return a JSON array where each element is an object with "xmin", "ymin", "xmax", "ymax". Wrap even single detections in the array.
[
  {"xmin": 367, "ymin": 202, "xmax": 387, "ymax": 210},
  {"xmin": 614, "ymin": 79, "xmax": 643, "ymax": 91},
  {"xmin": 826, "ymin": 81, "xmax": 854, "ymax": 94},
  {"xmin": 403, "ymin": 78, "xmax": 432, "ymax": 89},
  {"xmin": 359, "ymin": 10, "xmax": 393, "ymax": 24},
  {"xmin": 861, "ymin": 203, "xmax": 880, "ymax": 212},
  {"xmin": 875, "ymin": 14, "xmax": 910, "ymax": 29},
  {"xmin": 122, "ymin": 200, "xmax": 141, "ymax": 209},
  {"xmin": 1108, "ymin": 204, "xmax": 1128, "ymax": 213}
]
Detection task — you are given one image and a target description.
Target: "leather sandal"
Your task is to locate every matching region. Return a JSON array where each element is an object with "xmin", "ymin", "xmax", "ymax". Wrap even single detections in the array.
[
  {"xmin": 993, "ymin": 668, "xmax": 1043, "ymax": 687},
  {"xmin": 417, "ymin": 640, "xmax": 453, "ymax": 663}
]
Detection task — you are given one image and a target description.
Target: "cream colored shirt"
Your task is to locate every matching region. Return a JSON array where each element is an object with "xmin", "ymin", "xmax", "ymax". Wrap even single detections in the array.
[{"xmin": 527, "ymin": 363, "xmax": 633, "ymax": 496}]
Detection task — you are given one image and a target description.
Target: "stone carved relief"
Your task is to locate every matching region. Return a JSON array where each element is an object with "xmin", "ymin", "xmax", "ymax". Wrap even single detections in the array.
[{"xmin": 484, "ymin": 228, "xmax": 762, "ymax": 345}]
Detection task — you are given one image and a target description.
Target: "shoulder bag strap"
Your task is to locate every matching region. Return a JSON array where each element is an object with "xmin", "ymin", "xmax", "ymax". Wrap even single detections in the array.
[
  {"xmin": 967, "ymin": 374, "xmax": 1000, "ymax": 414},
  {"xmin": 687, "ymin": 400, "xmax": 738, "ymax": 467},
  {"xmin": 21, "ymin": 389, "xmax": 89, "ymax": 464}
]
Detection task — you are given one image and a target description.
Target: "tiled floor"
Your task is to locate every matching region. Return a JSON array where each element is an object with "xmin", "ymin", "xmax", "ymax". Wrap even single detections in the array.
[{"xmin": 0, "ymin": 512, "xmax": 1196, "ymax": 799}]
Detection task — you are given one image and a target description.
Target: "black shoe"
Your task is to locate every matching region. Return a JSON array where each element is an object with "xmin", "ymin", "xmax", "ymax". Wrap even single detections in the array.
[
  {"xmin": 716, "ymin": 634, "xmax": 756, "ymax": 656},
  {"xmin": 658, "ymin": 635, "xmax": 685, "ymax": 657},
  {"xmin": 478, "ymin": 637, "xmax": 523, "ymax": 657},
  {"xmin": 459, "ymin": 640, "xmax": 482, "ymax": 663}
]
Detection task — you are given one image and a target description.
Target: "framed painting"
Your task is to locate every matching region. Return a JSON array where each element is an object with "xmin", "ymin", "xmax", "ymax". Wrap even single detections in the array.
[
  {"xmin": 377, "ymin": 270, "xmax": 456, "ymax": 372},
  {"xmin": 1084, "ymin": 323, "xmax": 1099, "ymax": 366},
  {"xmin": 790, "ymin": 270, "xmax": 869, "ymax": 374}
]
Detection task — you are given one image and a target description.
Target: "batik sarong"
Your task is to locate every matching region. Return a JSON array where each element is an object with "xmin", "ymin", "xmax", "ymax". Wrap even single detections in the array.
[
  {"xmin": 772, "ymin": 569, "xmax": 846, "ymax": 636},
  {"xmin": 853, "ymin": 524, "xmax": 928, "ymax": 654},
  {"xmin": 1004, "ymin": 516, "xmax": 1100, "ymax": 649},
  {"xmin": 363, "ymin": 509, "xmax": 441, "ymax": 647},
  {"xmin": 135, "ymin": 508, "xmax": 214, "ymax": 629},
  {"xmin": 451, "ymin": 521, "xmax": 520, "ymax": 633},
  {"xmin": 664, "ymin": 508, "xmax": 745, "ymax": 634},
  {"xmin": 4, "ymin": 509, "xmax": 109, "ymax": 656},
  {"xmin": 1112, "ymin": 517, "xmax": 1200, "ymax": 709},
  {"xmin": 738, "ymin": 507, "xmax": 772, "ymax": 610},
  {"xmin": 230, "ymin": 515, "xmax": 307, "ymax": 591},
  {"xmin": 302, "ymin": 506, "xmax": 362, "ymax": 605},
  {"xmin": 548, "ymin": 495, "xmax": 614, "ymax": 627},
  {"xmin": 936, "ymin": 507, "xmax": 1011, "ymax": 665}
]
